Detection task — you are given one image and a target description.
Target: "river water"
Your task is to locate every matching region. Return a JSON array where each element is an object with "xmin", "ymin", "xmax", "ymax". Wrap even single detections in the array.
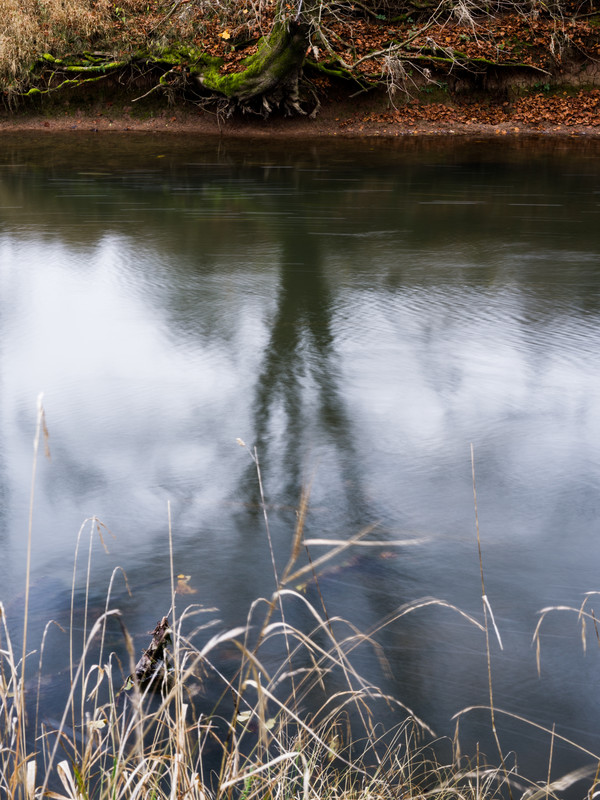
[{"xmin": 1, "ymin": 133, "xmax": 600, "ymax": 790}]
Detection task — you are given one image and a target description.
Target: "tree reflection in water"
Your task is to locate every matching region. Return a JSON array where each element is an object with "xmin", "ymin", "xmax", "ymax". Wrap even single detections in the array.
[{"xmin": 246, "ymin": 221, "xmax": 375, "ymax": 539}]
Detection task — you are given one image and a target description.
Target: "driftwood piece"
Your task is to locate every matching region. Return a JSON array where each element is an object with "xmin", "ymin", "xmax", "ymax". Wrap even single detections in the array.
[{"xmin": 127, "ymin": 615, "xmax": 172, "ymax": 692}]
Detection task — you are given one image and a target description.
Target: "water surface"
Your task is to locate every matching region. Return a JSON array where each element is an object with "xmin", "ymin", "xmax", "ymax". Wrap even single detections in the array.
[{"xmin": 1, "ymin": 133, "xmax": 600, "ymax": 789}]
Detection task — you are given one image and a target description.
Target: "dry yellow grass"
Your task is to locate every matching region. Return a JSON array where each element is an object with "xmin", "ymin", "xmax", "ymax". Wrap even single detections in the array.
[
  {"xmin": 0, "ymin": 0, "xmax": 145, "ymax": 91},
  {"xmin": 0, "ymin": 409, "xmax": 597, "ymax": 799}
]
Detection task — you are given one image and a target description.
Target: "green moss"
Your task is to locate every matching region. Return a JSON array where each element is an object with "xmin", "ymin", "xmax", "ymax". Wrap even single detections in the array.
[
  {"xmin": 188, "ymin": 55, "xmax": 223, "ymax": 76},
  {"xmin": 151, "ymin": 44, "xmax": 206, "ymax": 64},
  {"xmin": 137, "ymin": 45, "xmax": 222, "ymax": 76},
  {"xmin": 34, "ymin": 52, "xmax": 129, "ymax": 73},
  {"xmin": 60, "ymin": 61, "xmax": 128, "ymax": 72},
  {"xmin": 199, "ymin": 19, "xmax": 308, "ymax": 99},
  {"xmin": 200, "ymin": 64, "xmax": 250, "ymax": 97},
  {"xmin": 304, "ymin": 59, "xmax": 375, "ymax": 91},
  {"xmin": 22, "ymin": 74, "xmax": 113, "ymax": 97},
  {"xmin": 23, "ymin": 26, "xmax": 308, "ymax": 107},
  {"xmin": 419, "ymin": 82, "xmax": 450, "ymax": 102},
  {"xmin": 305, "ymin": 59, "xmax": 357, "ymax": 81}
]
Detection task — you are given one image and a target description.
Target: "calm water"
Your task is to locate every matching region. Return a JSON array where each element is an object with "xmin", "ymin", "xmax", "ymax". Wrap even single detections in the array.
[{"xmin": 2, "ymin": 133, "xmax": 600, "ymax": 788}]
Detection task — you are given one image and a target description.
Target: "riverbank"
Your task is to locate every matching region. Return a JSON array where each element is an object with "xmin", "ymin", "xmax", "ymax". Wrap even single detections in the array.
[
  {"xmin": 3, "ymin": 0, "xmax": 600, "ymax": 138},
  {"xmin": 2, "ymin": 86, "xmax": 600, "ymax": 137}
]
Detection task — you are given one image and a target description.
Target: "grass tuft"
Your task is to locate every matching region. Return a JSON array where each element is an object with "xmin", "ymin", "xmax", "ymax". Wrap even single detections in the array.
[
  {"xmin": 0, "ymin": 0, "xmax": 147, "ymax": 98},
  {"xmin": 1, "ymin": 418, "xmax": 598, "ymax": 800}
]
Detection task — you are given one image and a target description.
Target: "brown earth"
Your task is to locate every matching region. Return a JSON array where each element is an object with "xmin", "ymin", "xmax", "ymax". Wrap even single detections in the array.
[{"xmin": 2, "ymin": 85, "xmax": 599, "ymax": 137}]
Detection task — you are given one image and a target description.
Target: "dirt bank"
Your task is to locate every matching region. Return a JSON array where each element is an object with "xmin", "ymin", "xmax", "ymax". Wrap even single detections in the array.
[{"xmin": 2, "ymin": 83, "xmax": 600, "ymax": 138}]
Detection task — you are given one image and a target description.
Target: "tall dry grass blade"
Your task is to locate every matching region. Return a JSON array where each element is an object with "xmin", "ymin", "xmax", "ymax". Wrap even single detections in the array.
[
  {"xmin": 281, "ymin": 523, "xmax": 380, "ymax": 587},
  {"xmin": 35, "ymin": 619, "xmax": 66, "ymax": 749},
  {"xmin": 226, "ymin": 441, "xmax": 311, "ymax": 790},
  {"xmin": 482, "ymin": 594, "xmax": 503, "ymax": 651},
  {"xmin": 470, "ymin": 443, "xmax": 510, "ymax": 796},
  {"xmin": 532, "ymin": 599, "xmax": 600, "ymax": 676},
  {"xmin": 546, "ymin": 722, "xmax": 555, "ymax": 800},
  {"xmin": 25, "ymin": 760, "xmax": 36, "ymax": 800},
  {"xmin": 521, "ymin": 764, "xmax": 597, "ymax": 800},
  {"xmin": 68, "ymin": 516, "xmax": 107, "ymax": 765},
  {"xmin": 38, "ymin": 610, "xmax": 123, "ymax": 800},
  {"xmin": 12, "ymin": 393, "xmax": 48, "ymax": 800},
  {"xmin": 98, "ymin": 566, "xmax": 131, "ymax": 682},
  {"xmin": 281, "ymin": 471, "xmax": 315, "ymax": 586},
  {"xmin": 454, "ymin": 705, "xmax": 600, "ymax": 761},
  {"xmin": 303, "ymin": 537, "xmax": 428, "ymax": 547}
]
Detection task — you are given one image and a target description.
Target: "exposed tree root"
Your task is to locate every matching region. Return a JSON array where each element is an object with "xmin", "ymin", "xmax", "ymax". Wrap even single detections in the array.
[{"xmin": 197, "ymin": 18, "xmax": 310, "ymax": 113}]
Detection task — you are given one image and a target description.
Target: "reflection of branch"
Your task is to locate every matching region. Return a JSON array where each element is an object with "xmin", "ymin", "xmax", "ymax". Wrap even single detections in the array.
[{"xmin": 281, "ymin": 524, "xmax": 379, "ymax": 586}]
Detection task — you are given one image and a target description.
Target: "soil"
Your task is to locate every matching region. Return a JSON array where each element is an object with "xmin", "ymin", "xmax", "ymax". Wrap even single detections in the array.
[{"xmin": 2, "ymin": 85, "xmax": 600, "ymax": 137}]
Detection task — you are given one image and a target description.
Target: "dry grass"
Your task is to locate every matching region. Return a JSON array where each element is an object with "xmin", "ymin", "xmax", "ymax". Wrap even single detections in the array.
[
  {"xmin": 0, "ymin": 583, "xmax": 502, "ymax": 800},
  {"xmin": 1, "ymin": 409, "xmax": 599, "ymax": 800},
  {"xmin": 3, "ymin": 575, "xmax": 596, "ymax": 800},
  {"xmin": 0, "ymin": 0, "xmax": 147, "ymax": 93}
]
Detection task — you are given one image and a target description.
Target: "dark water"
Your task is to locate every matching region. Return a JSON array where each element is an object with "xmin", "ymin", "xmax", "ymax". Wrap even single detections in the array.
[{"xmin": 2, "ymin": 132, "xmax": 600, "ymax": 789}]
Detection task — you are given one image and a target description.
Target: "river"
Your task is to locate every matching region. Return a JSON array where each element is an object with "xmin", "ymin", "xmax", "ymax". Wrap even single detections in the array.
[{"xmin": 1, "ymin": 132, "xmax": 600, "ymax": 792}]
